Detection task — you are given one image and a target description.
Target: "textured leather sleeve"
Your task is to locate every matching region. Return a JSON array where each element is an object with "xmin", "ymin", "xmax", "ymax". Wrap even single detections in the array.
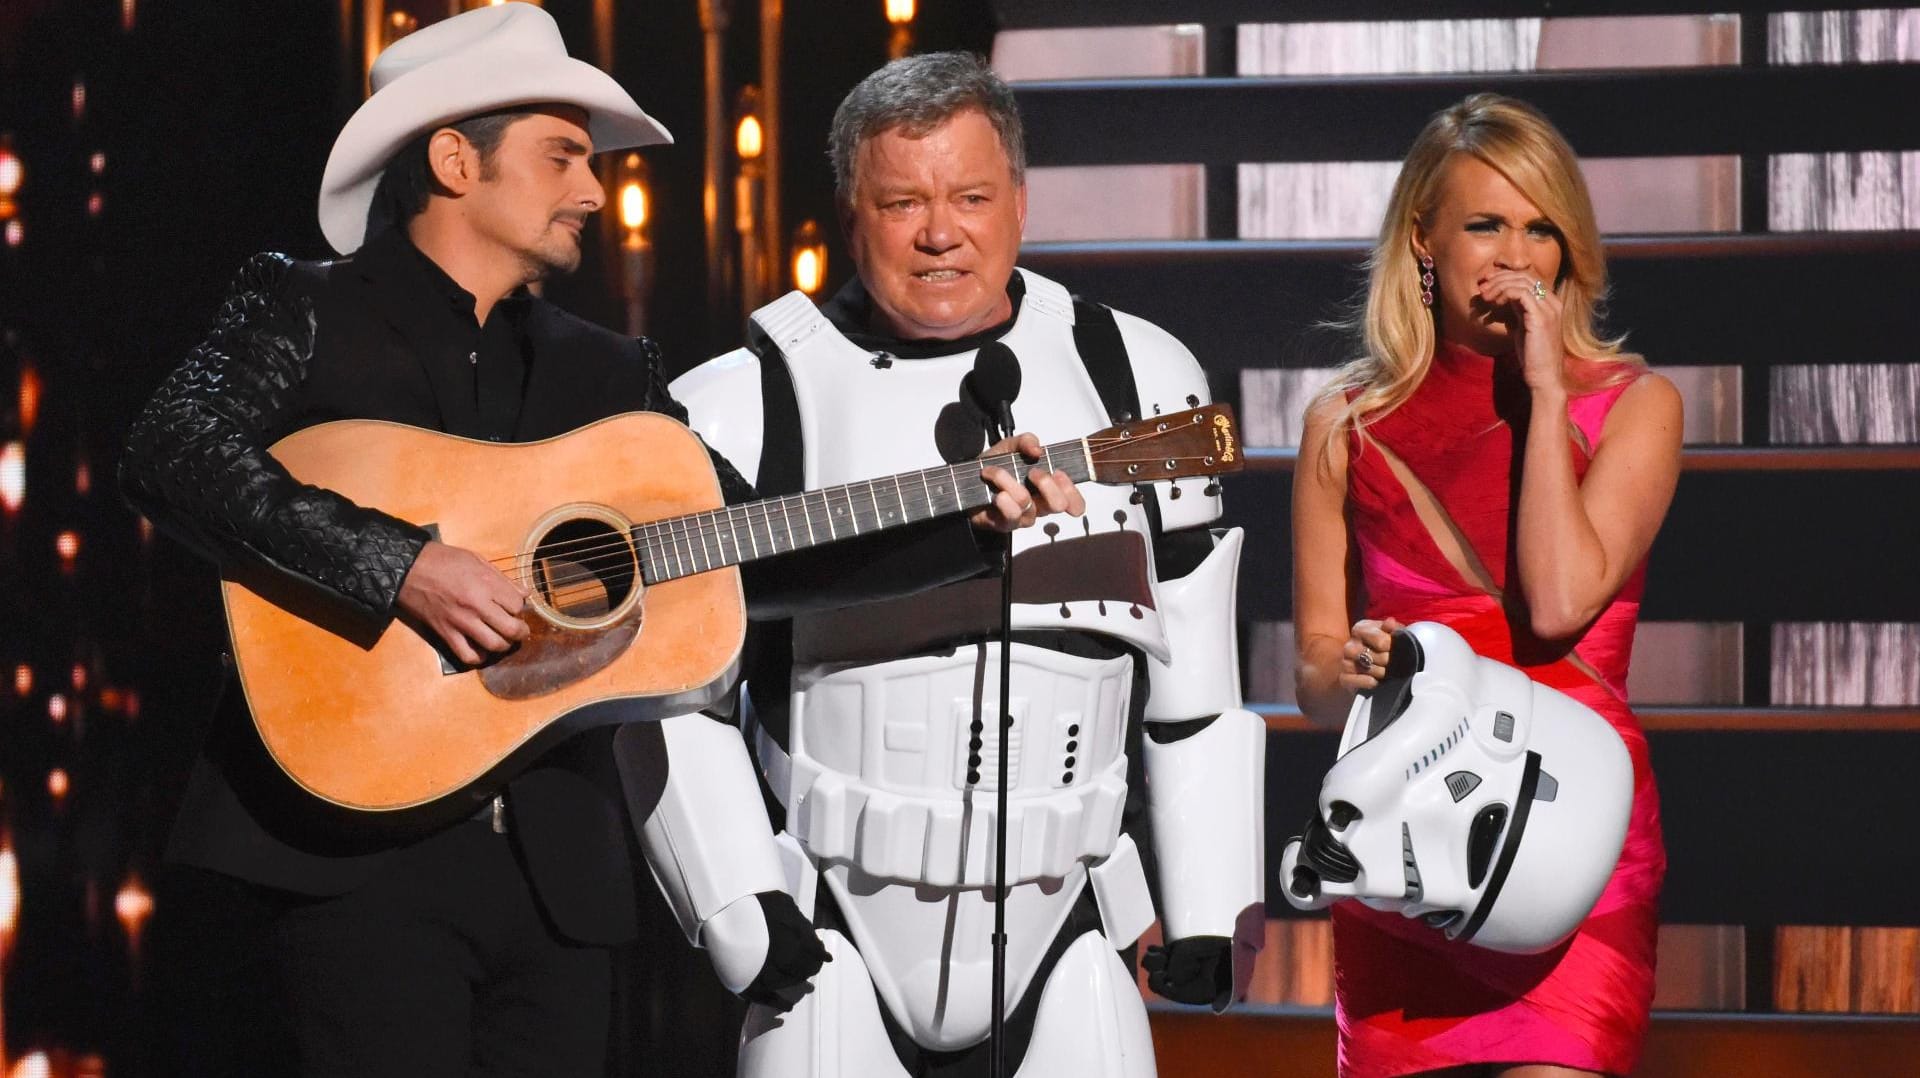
[
  {"xmin": 120, "ymin": 252, "xmax": 432, "ymax": 622},
  {"xmin": 638, "ymin": 336, "xmax": 760, "ymax": 506}
]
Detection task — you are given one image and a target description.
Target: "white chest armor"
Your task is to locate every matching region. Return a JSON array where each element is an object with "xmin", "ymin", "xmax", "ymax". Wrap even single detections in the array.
[{"xmin": 749, "ymin": 270, "xmax": 1164, "ymax": 886}]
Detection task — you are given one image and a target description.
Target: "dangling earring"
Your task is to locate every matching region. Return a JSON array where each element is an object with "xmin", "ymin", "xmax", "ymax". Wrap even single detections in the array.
[{"xmin": 1418, "ymin": 254, "xmax": 1435, "ymax": 308}]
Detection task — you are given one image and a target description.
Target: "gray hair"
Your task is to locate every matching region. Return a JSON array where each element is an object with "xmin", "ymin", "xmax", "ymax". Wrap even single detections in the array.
[{"xmin": 829, "ymin": 51, "xmax": 1027, "ymax": 204}]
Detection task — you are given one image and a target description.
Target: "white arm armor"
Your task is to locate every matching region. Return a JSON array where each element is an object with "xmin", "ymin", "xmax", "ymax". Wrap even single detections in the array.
[
  {"xmin": 614, "ymin": 714, "xmax": 787, "ymax": 992},
  {"xmin": 1141, "ymin": 528, "xmax": 1265, "ymax": 939},
  {"xmin": 1113, "ymin": 309, "xmax": 1224, "ymax": 532},
  {"xmin": 670, "ymin": 347, "xmax": 766, "ymax": 488}
]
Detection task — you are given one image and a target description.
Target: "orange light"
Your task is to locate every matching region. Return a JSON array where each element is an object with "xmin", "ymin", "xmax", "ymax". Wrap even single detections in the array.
[
  {"xmin": 619, "ymin": 181, "xmax": 648, "ymax": 232},
  {"xmin": 87, "ymin": 192, "xmax": 103, "ymax": 217},
  {"xmin": 12, "ymin": 664, "xmax": 30, "ymax": 696},
  {"xmin": 18, "ymin": 365, "xmax": 40, "ymax": 433},
  {"xmin": 791, "ymin": 219, "xmax": 827, "ymax": 296},
  {"xmin": 70, "ymin": 662, "xmax": 87, "ymax": 692},
  {"xmin": 99, "ymin": 687, "xmax": 122, "ymax": 712},
  {"xmin": 123, "ymin": 690, "xmax": 140, "ymax": 720},
  {"xmin": 0, "ymin": 441, "xmax": 23, "ymax": 512},
  {"xmin": 0, "ymin": 138, "xmax": 21, "ymax": 197},
  {"xmin": 74, "ymin": 458, "xmax": 90, "ymax": 495},
  {"xmin": 137, "ymin": 515, "xmax": 154, "ymax": 545},
  {"xmin": 885, "ymin": 0, "xmax": 915, "ymax": 24},
  {"xmin": 56, "ymin": 529, "xmax": 80, "ymax": 571},
  {"xmin": 116, "ymin": 873, "xmax": 154, "ymax": 943},
  {"xmin": 736, "ymin": 114, "xmax": 764, "ymax": 161},
  {"xmin": 47, "ymin": 768, "xmax": 69, "ymax": 800},
  {"xmin": 72, "ymin": 80, "xmax": 87, "ymax": 121},
  {"xmin": 121, "ymin": 0, "xmax": 137, "ymax": 31},
  {"xmin": 0, "ymin": 834, "xmax": 19, "ymax": 941}
]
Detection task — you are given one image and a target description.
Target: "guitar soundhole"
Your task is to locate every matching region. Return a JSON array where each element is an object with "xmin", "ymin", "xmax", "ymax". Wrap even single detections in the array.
[{"xmin": 531, "ymin": 518, "xmax": 639, "ymax": 622}]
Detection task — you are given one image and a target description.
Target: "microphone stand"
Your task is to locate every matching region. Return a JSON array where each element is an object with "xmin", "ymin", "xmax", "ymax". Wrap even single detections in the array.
[{"xmin": 983, "ymin": 404, "xmax": 1016, "ymax": 1078}]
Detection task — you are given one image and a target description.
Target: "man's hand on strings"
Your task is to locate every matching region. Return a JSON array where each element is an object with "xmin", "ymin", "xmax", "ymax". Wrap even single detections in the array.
[
  {"xmin": 397, "ymin": 540, "xmax": 532, "ymax": 666},
  {"xmin": 971, "ymin": 432, "xmax": 1087, "ymax": 533}
]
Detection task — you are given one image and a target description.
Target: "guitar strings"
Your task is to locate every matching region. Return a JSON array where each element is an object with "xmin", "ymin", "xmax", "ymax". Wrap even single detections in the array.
[
  {"xmin": 476, "ymin": 422, "xmax": 1203, "ymax": 570},
  {"xmin": 492, "ymin": 445, "xmax": 1226, "ymax": 590},
  {"xmin": 496, "ymin": 450, "xmax": 1229, "ymax": 591},
  {"xmin": 474, "ymin": 423, "xmax": 1221, "ymax": 579}
]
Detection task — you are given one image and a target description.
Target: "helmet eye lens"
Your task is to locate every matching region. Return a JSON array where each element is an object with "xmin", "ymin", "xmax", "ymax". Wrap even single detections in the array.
[{"xmin": 1466, "ymin": 803, "xmax": 1509, "ymax": 888}]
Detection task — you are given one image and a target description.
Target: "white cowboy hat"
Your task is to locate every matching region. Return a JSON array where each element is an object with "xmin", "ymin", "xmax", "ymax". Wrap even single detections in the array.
[{"xmin": 318, "ymin": 1, "xmax": 671, "ymax": 255}]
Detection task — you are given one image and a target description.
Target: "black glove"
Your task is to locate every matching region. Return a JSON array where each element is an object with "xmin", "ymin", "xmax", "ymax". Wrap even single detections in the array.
[
  {"xmin": 739, "ymin": 891, "xmax": 832, "ymax": 1013},
  {"xmin": 1142, "ymin": 934, "xmax": 1235, "ymax": 1010}
]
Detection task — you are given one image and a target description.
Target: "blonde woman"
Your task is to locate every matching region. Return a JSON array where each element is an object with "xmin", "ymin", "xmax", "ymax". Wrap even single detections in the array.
[{"xmin": 1293, "ymin": 94, "xmax": 1682, "ymax": 1077}]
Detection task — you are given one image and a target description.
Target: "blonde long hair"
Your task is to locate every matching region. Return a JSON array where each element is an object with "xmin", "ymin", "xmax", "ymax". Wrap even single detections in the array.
[{"xmin": 1321, "ymin": 94, "xmax": 1641, "ymax": 445}]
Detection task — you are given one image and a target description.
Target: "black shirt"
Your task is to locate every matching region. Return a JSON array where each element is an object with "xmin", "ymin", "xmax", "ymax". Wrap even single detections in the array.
[{"xmin": 353, "ymin": 227, "xmax": 534, "ymax": 442}]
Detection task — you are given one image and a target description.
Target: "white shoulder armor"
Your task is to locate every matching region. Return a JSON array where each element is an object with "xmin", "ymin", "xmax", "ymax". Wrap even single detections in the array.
[
  {"xmin": 670, "ymin": 347, "xmax": 765, "ymax": 488},
  {"xmin": 1110, "ymin": 309, "xmax": 1223, "ymax": 532}
]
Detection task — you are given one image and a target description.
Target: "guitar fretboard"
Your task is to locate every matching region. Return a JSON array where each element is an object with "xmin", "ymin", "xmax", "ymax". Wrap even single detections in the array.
[{"xmin": 632, "ymin": 439, "xmax": 1094, "ymax": 585}]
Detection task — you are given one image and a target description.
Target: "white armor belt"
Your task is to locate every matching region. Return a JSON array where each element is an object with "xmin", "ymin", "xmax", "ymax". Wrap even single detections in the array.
[{"xmin": 786, "ymin": 642, "xmax": 1133, "ymax": 888}]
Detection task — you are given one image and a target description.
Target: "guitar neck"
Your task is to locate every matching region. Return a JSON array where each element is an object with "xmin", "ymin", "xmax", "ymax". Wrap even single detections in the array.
[{"xmin": 633, "ymin": 438, "xmax": 1094, "ymax": 585}]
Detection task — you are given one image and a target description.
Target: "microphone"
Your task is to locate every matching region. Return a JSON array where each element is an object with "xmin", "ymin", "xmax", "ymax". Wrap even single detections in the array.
[{"xmin": 963, "ymin": 341, "xmax": 1022, "ymax": 440}]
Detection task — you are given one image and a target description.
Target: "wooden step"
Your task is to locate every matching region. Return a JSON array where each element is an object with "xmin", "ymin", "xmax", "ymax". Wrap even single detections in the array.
[
  {"xmin": 994, "ymin": 0, "xmax": 1853, "ymax": 30},
  {"xmin": 1020, "ymin": 233, "xmax": 1920, "ymax": 373},
  {"xmin": 1013, "ymin": 67, "xmax": 1920, "ymax": 165},
  {"xmin": 1145, "ymin": 1007, "xmax": 1920, "ymax": 1078}
]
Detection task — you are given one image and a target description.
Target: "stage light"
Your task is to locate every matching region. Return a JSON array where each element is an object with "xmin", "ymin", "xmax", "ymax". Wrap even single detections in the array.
[
  {"xmin": 47, "ymin": 694, "xmax": 67, "ymax": 724},
  {"xmin": 736, "ymin": 114, "xmax": 764, "ymax": 162},
  {"xmin": 47, "ymin": 769, "xmax": 69, "ymax": 801},
  {"xmin": 70, "ymin": 663, "xmax": 86, "ymax": 692},
  {"xmin": 4, "ymin": 220, "xmax": 21, "ymax": 249},
  {"xmin": 0, "ymin": 442, "xmax": 23, "ymax": 513},
  {"xmin": 12, "ymin": 664, "xmax": 30, "ymax": 696},
  {"xmin": 89, "ymin": 152, "xmax": 106, "ymax": 176},
  {"xmin": 619, "ymin": 180, "xmax": 648, "ymax": 234},
  {"xmin": 56, "ymin": 530, "xmax": 79, "ymax": 572},
  {"xmin": 791, "ymin": 219, "xmax": 827, "ymax": 295},
  {"xmin": 886, "ymin": 0, "xmax": 915, "ymax": 23},
  {"xmin": 116, "ymin": 874, "xmax": 154, "ymax": 946},
  {"xmin": 72, "ymin": 80, "xmax": 87, "ymax": 122},
  {"xmin": 17, "ymin": 366, "xmax": 39, "ymax": 433}
]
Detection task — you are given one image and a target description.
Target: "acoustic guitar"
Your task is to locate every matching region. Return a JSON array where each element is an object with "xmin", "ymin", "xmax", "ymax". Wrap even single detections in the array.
[{"xmin": 224, "ymin": 404, "xmax": 1242, "ymax": 814}]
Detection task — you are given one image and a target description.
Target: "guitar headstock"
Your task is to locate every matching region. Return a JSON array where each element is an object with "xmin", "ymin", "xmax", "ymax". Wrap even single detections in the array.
[{"xmin": 1085, "ymin": 404, "xmax": 1244, "ymax": 485}]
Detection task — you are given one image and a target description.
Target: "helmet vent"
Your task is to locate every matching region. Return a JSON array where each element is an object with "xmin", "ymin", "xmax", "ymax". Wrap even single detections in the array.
[
  {"xmin": 1406, "ymin": 720, "xmax": 1471, "ymax": 779},
  {"xmin": 1300, "ymin": 813, "xmax": 1361, "ymax": 884},
  {"xmin": 1493, "ymin": 710, "xmax": 1516, "ymax": 742},
  {"xmin": 1534, "ymin": 770, "xmax": 1559, "ymax": 803},
  {"xmin": 1401, "ymin": 822, "xmax": 1423, "ymax": 901},
  {"xmin": 1467, "ymin": 803, "xmax": 1509, "ymax": 889},
  {"xmin": 1445, "ymin": 770, "xmax": 1483, "ymax": 802}
]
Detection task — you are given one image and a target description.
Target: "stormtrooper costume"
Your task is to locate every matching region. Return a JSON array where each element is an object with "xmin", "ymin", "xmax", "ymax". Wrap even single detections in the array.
[
  {"xmin": 638, "ymin": 268, "xmax": 1265, "ymax": 1077},
  {"xmin": 1279, "ymin": 621, "xmax": 1633, "ymax": 954}
]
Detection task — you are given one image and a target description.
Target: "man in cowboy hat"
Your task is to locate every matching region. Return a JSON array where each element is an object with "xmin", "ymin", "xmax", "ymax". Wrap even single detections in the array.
[{"xmin": 121, "ymin": 6, "xmax": 1079, "ymax": 1075}]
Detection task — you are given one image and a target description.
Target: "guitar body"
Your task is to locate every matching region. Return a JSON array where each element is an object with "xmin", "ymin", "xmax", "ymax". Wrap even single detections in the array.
[{"xmin": 222, "ymin": 412, "xmax": 744, "ymax": 813}]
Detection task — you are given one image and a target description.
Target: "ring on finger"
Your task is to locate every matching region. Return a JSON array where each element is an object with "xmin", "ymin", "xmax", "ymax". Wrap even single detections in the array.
[
  {"xmin": 1531, "ymin": 279, "xmax": 1547, "ymax": 299},
  {"xmin": 1355, "ymin": 650, "xmax": 1374, "ymax": 673}
]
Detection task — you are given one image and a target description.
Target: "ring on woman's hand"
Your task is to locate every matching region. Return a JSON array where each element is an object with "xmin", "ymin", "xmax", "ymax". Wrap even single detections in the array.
[
  {"xmin": 1531, "ymin": 280, "xmax": 1547, "ymax": 299},
  {"xmin": 1355, "ymin": 650, "xmax": 1374, "ymax": 673}
]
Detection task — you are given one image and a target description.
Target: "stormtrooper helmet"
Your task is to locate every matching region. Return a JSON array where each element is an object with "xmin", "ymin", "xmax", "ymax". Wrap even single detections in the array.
[{"xmin": 1279, "ymin": 621, "xmax": 1632, "ymax": 954}]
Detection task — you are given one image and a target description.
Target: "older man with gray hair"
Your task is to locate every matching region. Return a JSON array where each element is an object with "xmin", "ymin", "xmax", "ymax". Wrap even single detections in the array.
[{"xmin": 661, "ymin": 52, "xmax": 1266, "ymax": 1077}]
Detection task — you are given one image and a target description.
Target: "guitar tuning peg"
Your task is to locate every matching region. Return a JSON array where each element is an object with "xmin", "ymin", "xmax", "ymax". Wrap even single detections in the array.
[
  {"xmin": 1128, "ymin": 488, "xmax": 1145, "ymax": 505},
  {"xmin": 1186, "ymin": 394, "xmax": 1200, "ymax": 408},
  {"xmin": 1203, "ymin": 481, "xmax": 1221, "ymax": 497},
  {"xmin": 1168, "ymin": 484, "xmax": 1182, "ymax": 500},
  {"xmin": 1059, "ymin": 602, "xmax": 1072, "ymax": 619}
]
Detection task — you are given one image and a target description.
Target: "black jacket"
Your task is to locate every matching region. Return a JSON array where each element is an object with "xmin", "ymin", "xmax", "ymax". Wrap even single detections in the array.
[{"xmin": 122, "ymin": 234, "xmax": 992, "ymax": 944}]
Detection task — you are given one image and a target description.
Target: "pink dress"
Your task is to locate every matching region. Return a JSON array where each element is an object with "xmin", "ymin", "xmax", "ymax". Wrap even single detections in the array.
[{"xmin": 1332, "ymin": 341, "xmax": 1667, "ymax": 1076}]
